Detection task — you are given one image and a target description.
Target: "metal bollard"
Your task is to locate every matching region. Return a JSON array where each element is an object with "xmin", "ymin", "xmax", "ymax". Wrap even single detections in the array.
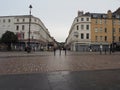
[{"xmin": 104, "ymin": 48, "xmax": 106, "ymax": 55}]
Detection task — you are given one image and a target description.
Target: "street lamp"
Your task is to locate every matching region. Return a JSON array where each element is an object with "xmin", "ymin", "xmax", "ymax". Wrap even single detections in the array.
[{"xmin": 27, "ymin": 5, "xmax": 32, "ymax": 53}]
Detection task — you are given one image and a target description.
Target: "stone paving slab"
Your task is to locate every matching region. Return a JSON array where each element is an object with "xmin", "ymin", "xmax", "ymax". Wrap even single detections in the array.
[
  {"xmin": 0, "ymin": 51, "xmax": 120, "ymax": 57},
  {"xmin": 0, "ymin": 69, "xmax": 120, "ymax": 90},
  {"xmin": 0, "ymin": 51, "xmax": 120, "ymax": 75}
]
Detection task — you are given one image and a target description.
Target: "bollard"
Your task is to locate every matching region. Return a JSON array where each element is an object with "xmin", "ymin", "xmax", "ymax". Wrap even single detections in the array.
[
  {"xmin": 109, "ymin": 47, "xmax": 112, "ymax": 55},
  {"xmin": 100, "ymin": 50, "xmax": 101, "ymax": 55},
  {"xmin": 104, "ymin": 48, "xmax": 106, "ymax": 55},
  {"xmin": 54, "ymin": 48, "xmax": 56, "ymax": 56},
  {"xmin": 59, "ymin": 49, "xmax": 61, "ymax": 56},
  {"xmin": 65, "ymin": 49, "xmax": 66, "ymax": 56}
]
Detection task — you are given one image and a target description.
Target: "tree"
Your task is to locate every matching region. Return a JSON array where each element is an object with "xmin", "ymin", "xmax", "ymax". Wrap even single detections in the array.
[{"xmin": 1, "ymin": 31, "xmax": 18, "ymax": 50}]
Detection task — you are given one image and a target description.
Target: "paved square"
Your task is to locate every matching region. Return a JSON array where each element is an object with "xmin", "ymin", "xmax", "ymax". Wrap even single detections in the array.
[
  {"xmin": 0, "ymin": 51, "xmax": 120, "ymax": 90},
  {"xmin": 0, "ymin": 51, "xmax": 120, "ymax": 75}
]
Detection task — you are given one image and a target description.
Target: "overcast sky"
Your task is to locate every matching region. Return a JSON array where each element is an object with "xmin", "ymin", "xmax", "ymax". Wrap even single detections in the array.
[{"xmin": 0, "ymin": 0, "xmax": 119, "ymax": 42}]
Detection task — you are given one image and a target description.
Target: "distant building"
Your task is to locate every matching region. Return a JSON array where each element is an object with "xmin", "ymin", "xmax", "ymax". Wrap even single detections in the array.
[
  {"xmin": 65, "ymin": 8, "xmax": 120, "ymax": 51},
  {"xmin": 0, "ymin": 15, "xmax": 56, "ymax": 51}
]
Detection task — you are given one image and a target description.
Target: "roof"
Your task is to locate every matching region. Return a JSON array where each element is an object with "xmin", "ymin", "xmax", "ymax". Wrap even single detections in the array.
[{"xmin": 113, "ymin": 7, "xmax": 120, "ymax": 15}]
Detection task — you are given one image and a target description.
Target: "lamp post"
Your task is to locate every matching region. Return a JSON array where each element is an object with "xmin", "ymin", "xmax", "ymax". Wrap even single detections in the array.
[{"xmin": 27, "ymin": 5, "xmax": 32, "ymax": 53}]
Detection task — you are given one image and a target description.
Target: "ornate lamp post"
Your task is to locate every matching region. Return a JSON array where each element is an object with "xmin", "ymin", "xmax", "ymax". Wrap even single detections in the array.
[{"xmin": 27, "ymin": 5, "xmax": 32, "ymax": 53}]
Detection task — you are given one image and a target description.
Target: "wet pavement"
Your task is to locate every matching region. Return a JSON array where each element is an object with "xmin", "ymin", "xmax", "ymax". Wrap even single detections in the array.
[
  {"xmin": 0, "ymin": 69, "xmax": 120, "ymax": 90},
  {"xmin": 0, "ymin": 51, "xmax": 120, "ymax": 90},
  {"xmin": 0, "ymin": 51, "xmax": 120, "ymax": 75}
]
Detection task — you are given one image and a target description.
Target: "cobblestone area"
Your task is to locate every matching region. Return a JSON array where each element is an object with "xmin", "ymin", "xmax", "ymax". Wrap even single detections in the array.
[{"xmin": 0, "ymin": 51, "xmax": 120, "ymax": 75}]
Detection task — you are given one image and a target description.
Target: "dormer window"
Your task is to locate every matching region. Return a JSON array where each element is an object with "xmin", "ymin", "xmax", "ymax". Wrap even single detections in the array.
[{"xmin": 93, "ymin": 14, "xmax": 97, "ymax": 18}]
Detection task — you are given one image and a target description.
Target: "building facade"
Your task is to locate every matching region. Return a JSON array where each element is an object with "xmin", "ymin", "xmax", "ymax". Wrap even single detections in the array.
[
  {"xmin": 0, "ymin": 15, "xmax": 56, "ymax": 51},
  {"xmin": 66, "ymin": 8, "xmax": 120, "ymax": 52},
  {"xmin": 66, "ymin": 11, "xmax": 91, "ymax": 51}
]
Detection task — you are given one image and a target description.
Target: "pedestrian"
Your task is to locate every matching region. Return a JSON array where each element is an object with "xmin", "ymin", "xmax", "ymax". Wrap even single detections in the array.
[
  {"xmin": 64, "ymin": 48, "xmax": 67, "ymax": 56},
  {"xmin": 110, "ymin": 44, "xmax": 112, "ymax": 54},
  {"xmin": 59, "ymin": 47, "xmax": 61, "ymax": 56},
  {"xmin": 54, "ymin": 47, "xmax": 56, "ymax": 56}
]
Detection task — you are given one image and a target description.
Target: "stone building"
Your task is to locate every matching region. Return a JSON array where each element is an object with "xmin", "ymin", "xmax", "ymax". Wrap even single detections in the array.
[
  {"xmin": 0, "ymin": 15, "xmax": 56, "ymax": 51},
  {"xmin": 66, "ymin": 8, "xmax": 120, "ymax": 51}
]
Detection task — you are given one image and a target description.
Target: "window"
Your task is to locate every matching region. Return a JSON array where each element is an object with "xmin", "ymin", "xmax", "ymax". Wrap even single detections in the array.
[
  {"xmin": 86, "ymin": 33, "xmax": 89, "ymax": 39},
  {"xmin": 81, "ymin": 18, "xmax": 84, "ymax": 21},
  {"xmin": 8, "ymin": 19, "xmax": 11, "ymax": 23},
  {"xmin": 76, "ymin": 25, "xmax": 79, "ymax": 30},
  {"xmin": 81, "ymin": 33, "xmax": 84, "ymax": 39},
  {"xmin": 23, "ymin": 19, "xmax": 25, "ymax": 22},
  {"xmin": 3, "ymin": 19, "xmax": 5, "ymax": 23},
  {"xmin": 100, "ymin": 19, "xmax": 102, "ymax": 24},
  {"xmin": 74, "ymin": 32, "xmax": 79, "ymax": 38},
  {"xmin": 86, "ymin": 18, "xmax": 89, "ymax": 21},
  {"xmin": 95, "ymin": 36, "xmax": 98, "ymax": 41},
  {"xmin": 17, "ymin": 19, "xmax": 19, "ymax": 22},
  {"xmin": 86, "ymin": 25, "xmax": 89, "ymax": 30},
  {"xmin": 77, "ymin": 19, "xmax": 79, "ymax": 22},
  {"xmin": 103, "ymin": 15, "xmax": 107, "ymax": 18},
  {"xmin": 113, "ymin": 28, "xmax": 115, "ymax": 33},
  {"xmin": 105, "ymin": 36, "xmax": 107, "ymax": 41},
  {"xmin": 100, "ymin": 36, "xmax": 103, "ymax": 41},
  {"xmin": 113, "ymin": 36, "xmax": 116, "ymax": 41},
  {"xmin": 95, "ymin": 19, "xmax": 98, "ymax": 24},
  {"xmin": 81, "ymin": 25, "xmax": 84, "ymax": 30},
  {"xmin": 105, "ymin": 28, "xmax": 107, "ymax": 33},
  {"xmin": 16, "ymin": 25, "xmax": 19, "ymax": 30},
  {"xmin": 93, "ymin": 14, "xmax": 97, "ymax": 18},
  {"xmin": 22, "ymin": 25, "xmax": 25, "ymax": 30},
  {"xmin": 95, "ymin": 28, "xmax": 98, "ymax": 32},
  {"xmin": 100, "ymin": 27, "xmax": 102, "ymax": 32}
]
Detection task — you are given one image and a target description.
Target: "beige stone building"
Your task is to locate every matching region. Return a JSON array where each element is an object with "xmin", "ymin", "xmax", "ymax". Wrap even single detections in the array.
[{"xmin": 66, "ymin": 8, "xmax": 120, "ymax": 51}]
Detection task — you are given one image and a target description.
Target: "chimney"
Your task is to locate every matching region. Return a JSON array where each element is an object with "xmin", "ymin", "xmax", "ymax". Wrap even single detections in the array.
[
  {"xmin": 78, "ymin": 11, "xmax": 84, "ymax": 16},
  {"xmin": 107, "ymin": 10, "xmax": 112, "ymax": 18}
]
